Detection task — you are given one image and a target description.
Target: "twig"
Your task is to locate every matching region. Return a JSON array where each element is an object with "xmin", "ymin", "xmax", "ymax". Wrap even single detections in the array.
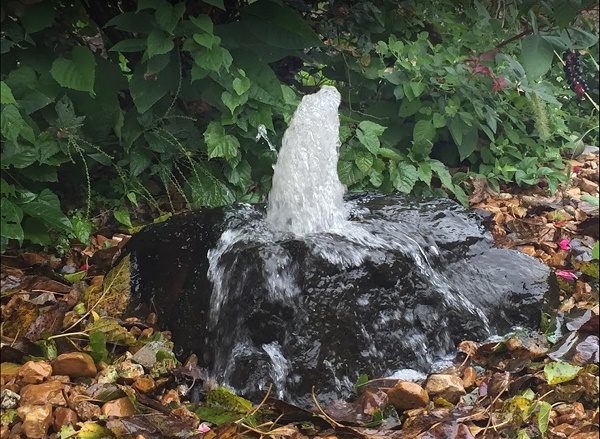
[
  {"xmin": 241, "ymin": 383, "xmax": 272, "ymax": 420},
  {"xmin": 311, "ymin": 386, "xmax": 343, "ymax": 428}
]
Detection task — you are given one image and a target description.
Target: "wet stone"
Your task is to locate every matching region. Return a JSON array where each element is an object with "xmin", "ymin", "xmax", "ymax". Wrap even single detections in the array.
[
  {"xmin": 425, "ymin": 374, "xmax": 466, "ymax": 404},
  {"xmin": 16, "ymin": 404, "xmax": 52, "ymax": 439},
  {"xmin": 53, "ymin": 407, "xmax": 78, "ymax": 431},
  {"xmin": 121, "ymin": 194, "xmax": 557, "ymax": 406},
  {"xmin": 17, "ymin": 361, "xmax": 52, "ymax": 385},
  {"xmin": 52, "ymin": 353, "xmax": 97, "ymax": 378},
  {"xmin": 19, "ymin": 381, "xmax": 66, "ymax": 407},
  {"xmin": 386, "ymin": 381, "xmax": 429, "ymax": 411},
  {"xmin": 101, "ymin": 397, "xmax": 136, "ymax": 417}
]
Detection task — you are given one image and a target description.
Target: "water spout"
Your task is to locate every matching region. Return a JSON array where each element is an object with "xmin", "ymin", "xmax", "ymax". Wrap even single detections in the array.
[{"xmin": 266, "ymin": 85, "xmax": 347, "ymax": 235}]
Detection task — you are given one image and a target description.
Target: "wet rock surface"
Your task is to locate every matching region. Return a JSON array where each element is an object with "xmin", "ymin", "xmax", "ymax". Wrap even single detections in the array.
[{"xmin": 122, "ymin": 194, "xmax": 557, "ymax": 406}]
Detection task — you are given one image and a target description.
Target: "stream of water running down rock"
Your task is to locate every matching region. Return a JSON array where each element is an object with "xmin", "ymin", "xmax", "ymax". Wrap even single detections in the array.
[{"xmin": 206, "ymin": 86, "xmax": 491, "ymax": 399}]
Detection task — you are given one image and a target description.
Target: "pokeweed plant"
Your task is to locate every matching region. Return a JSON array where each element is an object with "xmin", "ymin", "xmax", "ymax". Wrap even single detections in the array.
[{"xmin": 0, "ymin": 0, "xmax": 598, "ymax": 252}]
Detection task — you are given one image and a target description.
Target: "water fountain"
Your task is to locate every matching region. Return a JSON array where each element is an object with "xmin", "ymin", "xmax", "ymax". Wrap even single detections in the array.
[{"xmin": 122, "ymin": 86, "xmax": 557, "ymax": 406}]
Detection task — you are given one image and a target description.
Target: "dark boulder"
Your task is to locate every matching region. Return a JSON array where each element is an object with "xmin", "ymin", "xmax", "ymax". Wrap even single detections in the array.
[{"xmin": 121, "ymin": 194, "xmax": 557, "ymax": 406}]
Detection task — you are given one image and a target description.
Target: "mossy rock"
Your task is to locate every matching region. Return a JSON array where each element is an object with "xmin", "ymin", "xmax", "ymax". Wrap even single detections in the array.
[{"xmin": 84, "ymin": 255, "xmax": 131, "ymax": 317}]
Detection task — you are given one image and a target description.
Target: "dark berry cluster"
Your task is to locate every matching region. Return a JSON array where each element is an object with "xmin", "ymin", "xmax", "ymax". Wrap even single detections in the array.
[{"xmin": 563, "ymin": 50, "xmax": 588, "ymax": 99}]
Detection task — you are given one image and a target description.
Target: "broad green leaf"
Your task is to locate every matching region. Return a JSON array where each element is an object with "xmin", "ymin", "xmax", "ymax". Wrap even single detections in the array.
[
  {"xmin": 193, "ymin": 46, "xmax": 225, "ymax": 72},
  {"xmin": 155, "ymin": 2, "xmax": 185, "ymax": 34},
  {"xmin": 537, "ymin": 401, "xmax": 551, "ymax": 436},
  {"xmin": 355, "ymin": 150, "xmax": 374, "ymax": 173},
  {"xmin": 232, "ymin": 77, "xmax": 251, "ymax": 95},
  {"xmin": 544, "ymin": 361, "xmax": 582, "ymax": 385},
  {"xmin": 88, "ymin": 331, "xmax": 109, "ymax": 363},
  {"xmin": 377, "ymin": 148, "xmax": 402, "ymax": 161},
  {"xmin": 431, "ymin": 160, "xmax": 453, "ymax": 189},
  {"xmin": 432, "ymin": 113, "xmax": 446, "ymax": 128},
  {"xmin": 581, "ymin": 193, "xmax": 599, "ymax": 206},
  {"xmin": 520, "ymin": 35, "xmax": 554, "ymax": 79},
  {"xmin": 130, "ymin": 57, "xmax": 177, "ymax": 113},
  {"xmin": 392, "ymin": 162, "xmax": 419, "ymax": 193},
  {"xmin": 1, "ymin": 81, "xmax": 16, "ymax": 105},
  {"xmin": 448, "ymin": 117, "xmax": 464, "ymax": 146},
  {"xmin": 0, "ymin": 198, "xmax": 24, "ymax": 242},
  {"xmin": 592, "ymin": 241, "xmax": 599, "ymax": 260},
  {"xmin": 412, "ymin": 119, "xmax": 435, "ymax": 158},
  {"xmin": 146, "ymin": 29, "xmax": 174, "ymax": 58},
  {"xmin": 221, "ymin": 91, "xmax": 247, "ymax": 114},
  {"xmin": 193, "ymin": 33, "xmax": 219, "ymax": 49},
  {"xmin": 204, "ymin": 122, "xmax": 240, "ymax": 159},
  {"xmin": 20, "ymin": 189, "xmax": 72, "ymax": 232},
  {"xmin": 105, "ymin": 11, "xmax": 155, "ymax": 33},
  {"xmin": 113, "ymin": 207, "xmax": 133, "ymax": 228},
  {"xmin": 71, "ymin": 215, "xmax": 92, "ymax": 245},
  {"xmin": 357, "ymin": 121, "xmax": 386, "ymax": 154},
  {"xmin": 190, "ymin": 14, "xmax": 214, "ymax": 33},
  {"xmin": 50, "ymin": 46, "xmax": 96, "ymax": 94},
  {"xmin": 457, "ymin": 125, "xmax": 479, "ymax": 161},
  {"xmin": 0, "ymin": 105, "xmax": 25, "ymax": 143},
  {"xmin": 338, "ymin": 160, "xmax": 365, "ymax": 186},
  {"xmin": 418, "ymin": 162, "xmax": 432, "ymax": 185},
  {"xmin": 187, "ymin": 163, "xmax": 235, "ymax": 208}
]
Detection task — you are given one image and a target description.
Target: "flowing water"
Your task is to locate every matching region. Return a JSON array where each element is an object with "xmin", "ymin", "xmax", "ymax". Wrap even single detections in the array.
[{"xmin": 205, "ymin": 86, "xmax": 492, "ymax": 399}]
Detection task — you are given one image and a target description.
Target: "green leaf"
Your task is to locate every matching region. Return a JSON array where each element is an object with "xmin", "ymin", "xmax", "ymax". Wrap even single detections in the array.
[
  {"xmin": 36, "ymin": 339, "xmax": 58, "ymax": 360},
  {"xmin": 412, "ymin": 119, "xmax": 435, "ymax": 158},
  {"xmin": 88, "ymin": 331, "xmax": 109, "ymax": 364},
  {"xmin": 20, "ymin": 189, "xmax": 72, "ymax": 232},
  {"xmin": 357, "ymin": 121, "xmax": 386, "ymax": 154},
  {"xmin": 109, "ymin": 39, "xmax": 147, "ymax": 53},
  {"xmin": 418, "ymin": 161, "xmax": 432, "ymax": 185},
  {"xmin": 392, "ymin": 162, "xmax": 419, "ymax": 193},
  {"xmin": 232, "ymin": 77, "xmax": 251, "ymax": 95},
  {"xmin": 0, "ymin": 105, "xmax": 25, "ymax": 143},
  {"xmin": 130, "ymin": 56, "xmax": 177, "ymax": 113},
  {"xmin": 113, "ymin": 207, "xmax": 133, "ymax": 228},
  {"xmin": 204, "ymin": 122, "xmax": 240, "ymax": 159},
  {"xmin": 431, "ymin": 160, "xmax": 453, "ymax": 188},
  {"xmin": 355, "ymin": 150, "xmax": 374, "ymax": 173},
  {"xmin": 221, "ymin": 91, "xmax": 247, "ymax": 114},
  {"xmin": 544, "ymin": 361, "xmax": 582, "ymax": 385},
  {"xmin": 190, "ymin": 14, "xmax": 214, "ymax": 33},
  {"xmin": 146, "ymin": 29, "xmax": 174, "ymax": 58},
  {"xmin": 592, "ymin": 241, "xmax": 599, "ymax": 260},
  {"xmin": 1, "ymin": 81, "xmax": 16, "ymax": 105},
  {"xmin": 338, "ymin": 160, "xmax": 365, "ymax": 186},
  {"xmin": 72, "ymin": 215, "xmax": 92, "ymax": 245},
  {"xmin": 520, "ymin": 35, "xmax": 554, "ymax": 79},
  {"xmin": 155, "ymin": 2, "xmax": 185, "ymax": 34},
  {"xmin": 193, "ymin": 33, "xmax": 219, "ymax": 49},
  {"xmin": 187, "ymin": 163, "xmax": 235, "ymax": 208},
  {"xmin": 0, "ymin": 197, "xmax": 24, "ymax": 242},
  {"xmin": 537, "ymin": 401, "xmax": 551, "ymax": 436},
  {"xmin": 457, "ymin": 125, "xmax": 478, "ymax": 161},
  {"xmin": 50, "ymin": 46, "xmax": 96, "ymax": 94},
  {"xmin": 64, "ymin": 271, "xmax": 87, "ymax": 284},
  {"xmin": 432, "ymin": 113, "xmax": 446, "ymax": 128}
]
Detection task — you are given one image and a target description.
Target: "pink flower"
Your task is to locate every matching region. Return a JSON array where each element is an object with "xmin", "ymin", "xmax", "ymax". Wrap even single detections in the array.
[
  {"xmin": 556, "ymin": 270, "xmax": 577, "ymax": 281},
  {"xmin": 473, "ymin": 64, "xmax": 493, "ymax": 76},
  {"xmin": 80, "ymin": 263, "xmax": 90, "ymax": 271},
  {"xmin": 559, "ymin": 239, "xmax": 571, "ymax": 251},
  {"xmin": 197, "ymin": 423, "xmax": 211, "ymax": 434}
]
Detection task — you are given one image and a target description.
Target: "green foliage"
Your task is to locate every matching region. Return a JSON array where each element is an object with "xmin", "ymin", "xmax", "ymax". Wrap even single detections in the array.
[
  {"xmin": 544, "ymin": 361, "xmax": 582, "ymax": 384},
  {"xmin": 1, "ymin": 0, "xmax": 598, "ymax": 251}
]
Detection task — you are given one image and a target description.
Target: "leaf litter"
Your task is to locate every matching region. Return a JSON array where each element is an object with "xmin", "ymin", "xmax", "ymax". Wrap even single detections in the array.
[{"xmin": 1, "ymin": 152, "xmax": 598, "ymax": 438}]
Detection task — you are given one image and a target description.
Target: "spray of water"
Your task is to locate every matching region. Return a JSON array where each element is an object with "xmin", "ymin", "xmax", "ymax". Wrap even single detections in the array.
[{"xmin": 207, "ymin": 86, "xmax": 490, "ymax": 398}]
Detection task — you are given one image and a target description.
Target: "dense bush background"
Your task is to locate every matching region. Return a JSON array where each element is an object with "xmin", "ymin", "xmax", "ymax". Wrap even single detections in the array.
[{"xmin": 1, "ymin": 0, "xmax": 598, "ymax": 252}]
